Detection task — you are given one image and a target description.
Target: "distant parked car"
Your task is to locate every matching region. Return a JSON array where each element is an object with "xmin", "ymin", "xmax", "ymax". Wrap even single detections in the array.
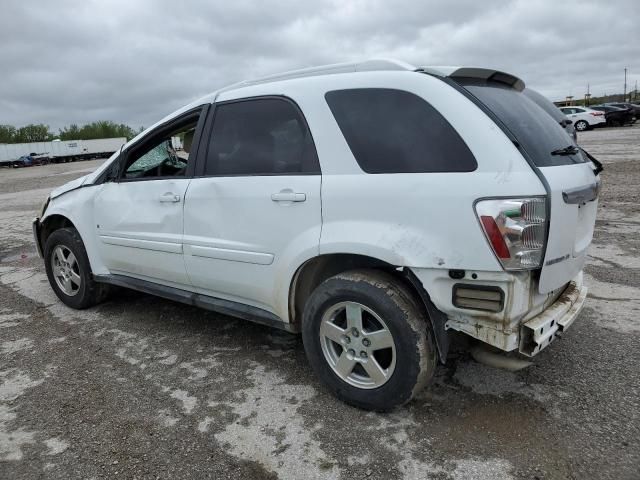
[
  {"xmin": 30, "ymin": 152, "xmax": 50, "ymax": 165},
  {"xmin": 559, "ymin": 106, "xmax": 606, "ymax": 131},
  {"xmin": 8, "ymin": 153, "xmax": 50, "ymax": 168},
  {"xmin": 590, "ymin": 105, "xmax": 635, "ymax": 126},
  {"xmin": 10, "ymin": 155, "xmax": 34, "ymax": 168},
  {"xmin": 524, "ymin": 89, "xmax": 577, "ymax": 141},
  {"xmin": 602, "ymin": 102, "xmax": 640, "ymax": 119}
]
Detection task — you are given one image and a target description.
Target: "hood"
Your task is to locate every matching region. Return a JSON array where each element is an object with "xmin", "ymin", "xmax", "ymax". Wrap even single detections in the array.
[{"xmin": 50, "ymin": 174, "xmax": 89, "ymax": 199}]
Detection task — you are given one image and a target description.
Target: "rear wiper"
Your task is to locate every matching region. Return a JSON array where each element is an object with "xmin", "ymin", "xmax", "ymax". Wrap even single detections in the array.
[
  {"xmin": 579, "ymin": 147, "xmax": 604, "ymax": 176},
  {"xmin": 550, "ymin": 145, "xmax": 580, "ymax": 156}
]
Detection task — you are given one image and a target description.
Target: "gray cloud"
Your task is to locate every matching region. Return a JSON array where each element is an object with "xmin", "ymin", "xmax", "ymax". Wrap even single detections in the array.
[{"xmin": 1, "ymin": 0, "xmax": 638, "ymax": 131}]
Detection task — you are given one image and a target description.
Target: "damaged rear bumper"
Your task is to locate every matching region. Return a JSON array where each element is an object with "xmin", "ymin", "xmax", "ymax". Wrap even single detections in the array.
[
  {"xmin": 410, "ymin": 267, "xmax": 588, "ymax": 356},
  {"xmin": 519, "ymin": 272, "xmax": 587, "ymax": 356}
]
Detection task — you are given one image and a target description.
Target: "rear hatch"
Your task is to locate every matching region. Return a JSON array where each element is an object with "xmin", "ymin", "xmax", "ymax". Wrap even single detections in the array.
[{"xmin": 455, "ymin": 77, "xmax": 600, "ymax": 293}]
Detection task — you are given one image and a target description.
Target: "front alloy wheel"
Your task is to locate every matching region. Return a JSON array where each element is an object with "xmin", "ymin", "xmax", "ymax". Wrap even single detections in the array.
[
  {"xmin": 44, "ymin": 227, "xmax": 110, "ymax": 309},
  {"xmin": 51, "ymin": 245, "xmax": 81, "ymax": 296}
]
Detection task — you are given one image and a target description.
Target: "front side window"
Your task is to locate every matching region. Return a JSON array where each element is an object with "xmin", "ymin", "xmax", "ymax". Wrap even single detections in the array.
[
  {"xmin": 123, "ymin": 120, "xmax": 198, "ymax": 179},
  {"xmin": 325, "ymin": 88, "xmax": 477, "ymax": 174},
  {"xmin": 205, "ymin": 98, "xmax": 319, "ymax": 176}
]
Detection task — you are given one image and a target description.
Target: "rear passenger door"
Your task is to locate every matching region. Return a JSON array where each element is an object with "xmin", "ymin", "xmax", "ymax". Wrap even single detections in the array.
[{"xmin": 183, "ymin": 96, "xmax": 321, "ymax": 316}]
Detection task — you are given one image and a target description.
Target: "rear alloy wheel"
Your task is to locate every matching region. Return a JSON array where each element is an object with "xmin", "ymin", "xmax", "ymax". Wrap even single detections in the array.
[
  {"xmin": 302, "ymin": 269, "xmax": 437, "ymax": 411},
  {"xmin": 319, "ymin": 301, "xmax": 396, "ymax": 389},
  {"xmin": 574, "ymin": 120, "xmax": 588, "ymax": 131}
]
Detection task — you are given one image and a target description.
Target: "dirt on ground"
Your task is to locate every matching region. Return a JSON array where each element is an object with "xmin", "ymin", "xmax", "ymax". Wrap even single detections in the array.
[{"xmin": 0, "ymin": 125, "xmax": 639, "ymax": 479}]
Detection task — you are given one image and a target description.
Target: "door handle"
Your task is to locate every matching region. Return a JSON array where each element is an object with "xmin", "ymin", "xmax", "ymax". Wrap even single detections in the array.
[
  {"xmin": 271, "ymin": 191, "xmax": 306, "ymax": 202},
  {"xmin": 159, "ymin": 193, "xmax": 181, "ymax": 203}
]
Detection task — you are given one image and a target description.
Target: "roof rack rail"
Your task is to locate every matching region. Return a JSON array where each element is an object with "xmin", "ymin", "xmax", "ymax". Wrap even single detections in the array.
[{"xmin": 232, "ymin": 58, "xmax": 417, "ymax": 88}]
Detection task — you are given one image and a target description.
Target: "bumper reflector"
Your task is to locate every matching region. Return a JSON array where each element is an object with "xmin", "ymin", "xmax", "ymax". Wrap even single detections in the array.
[{"xmin": 452, "ymin": 284, "xmax": 504, "ymax": 312}]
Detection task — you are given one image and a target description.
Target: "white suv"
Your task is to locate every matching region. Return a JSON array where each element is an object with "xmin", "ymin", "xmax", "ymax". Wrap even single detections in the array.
[{"xmin": 33, "ymin": 59, "xmax": 601, "ymax": 411}]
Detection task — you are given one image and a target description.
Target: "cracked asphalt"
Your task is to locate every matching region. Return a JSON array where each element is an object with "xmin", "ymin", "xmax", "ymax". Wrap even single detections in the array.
[{"xmin": 1, "ymin": 125, "xmax": 639, "ymax": 480}]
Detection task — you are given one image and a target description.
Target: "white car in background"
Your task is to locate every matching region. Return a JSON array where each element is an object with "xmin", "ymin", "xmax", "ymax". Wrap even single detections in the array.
[{"xmin": 559, "ymin": 106, "xmax": 606, "ymax": 131}]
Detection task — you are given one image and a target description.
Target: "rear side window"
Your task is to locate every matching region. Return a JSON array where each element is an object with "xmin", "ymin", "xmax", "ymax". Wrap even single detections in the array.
[
  {"xmin": 325, "ymin": 88, "xmax": 477, "ymax": 173},
  {"xmin": 459, "ymin": 80, "xmax": 587, "ymax": 167},
  {"xmin": 205, "ymin": 97, "xmax": 319, "ymax": 176}
]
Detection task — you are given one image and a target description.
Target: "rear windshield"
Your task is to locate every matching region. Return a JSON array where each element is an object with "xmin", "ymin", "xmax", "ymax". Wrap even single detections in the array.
[
  {"xmin": 458, "ymin": 79, "xmax": 587, "ymax": 167},
  {"xmin": 523, "ymin": 88, "xmax": 566, "ymax": 123}
]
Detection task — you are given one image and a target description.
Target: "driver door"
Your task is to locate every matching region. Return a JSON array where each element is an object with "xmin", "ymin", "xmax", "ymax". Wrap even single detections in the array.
[{"xmin": 93, "ymin": 106, "xmax": 207, "ymax": 289}]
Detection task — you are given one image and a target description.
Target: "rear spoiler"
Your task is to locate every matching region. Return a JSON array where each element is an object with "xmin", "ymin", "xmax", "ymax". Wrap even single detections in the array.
[
  {"xmin": 579, "ymin": 147, "xmax": 604, "ymax": 176},
  {"xmin": 418, "ymin": 66, "xmax": 525, "ymax": 91}
]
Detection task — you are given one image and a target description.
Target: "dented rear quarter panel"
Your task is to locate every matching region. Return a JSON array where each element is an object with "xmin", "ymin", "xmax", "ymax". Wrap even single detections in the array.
[{"xmin": 304, "ymin": 71, "xmax": 547, "ymax": 272}]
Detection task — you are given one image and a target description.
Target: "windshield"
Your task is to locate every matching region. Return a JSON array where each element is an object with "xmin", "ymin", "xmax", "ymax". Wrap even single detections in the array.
[{"xmin": 458, "ymin": 79, "xmax": 587, "ymax": 167}]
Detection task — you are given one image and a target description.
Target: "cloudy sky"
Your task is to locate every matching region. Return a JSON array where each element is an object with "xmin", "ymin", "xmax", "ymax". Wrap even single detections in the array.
[{"xmin": 1, "ymin": 0, "xmax": 638, "ymax": 131}]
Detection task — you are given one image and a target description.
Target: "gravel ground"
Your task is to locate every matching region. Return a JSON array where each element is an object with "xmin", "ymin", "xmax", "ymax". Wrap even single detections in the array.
[{"xmin": 1, "ymin": 125, "xmax": 639, "ymax": 480}]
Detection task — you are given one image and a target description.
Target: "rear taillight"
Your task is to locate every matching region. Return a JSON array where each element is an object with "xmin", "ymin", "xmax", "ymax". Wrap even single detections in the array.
[
  {"xmin": 590, "ymin": 112, "xmax": 604, "ymax": 116},
  {"xmin": 475, "ymin": 198, "xmax": 548, "ymax": 270}
]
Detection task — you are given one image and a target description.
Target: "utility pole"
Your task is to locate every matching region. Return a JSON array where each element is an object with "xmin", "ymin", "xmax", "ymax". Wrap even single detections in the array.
[
  {"xmin": 623, "ymin": 67, "xmax": 627, "ymax": 101},
  {"xmin": 585, "ymin": 83, "xmax": 591, "ymax": 107}
]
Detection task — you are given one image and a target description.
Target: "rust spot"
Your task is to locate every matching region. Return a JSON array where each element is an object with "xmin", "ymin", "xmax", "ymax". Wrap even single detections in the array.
[{"xmin": 556, "ymin": 282, "xmax": 578, "ymax": 305}]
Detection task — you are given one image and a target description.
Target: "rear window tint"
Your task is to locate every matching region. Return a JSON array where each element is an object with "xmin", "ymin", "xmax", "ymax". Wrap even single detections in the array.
[
  {"xmin": 205, "ymin": 98, "xmax": 320, "ymax": 176},
  {"xmin": 460, "ymin": 80, "xmax": 587, "ymax": 167},
  {"xmin": 524, "ymin": 88, "xmax": 567, "ymax": 123},
  {"xmin": 325, "ymin": 88, "xmax": 477, "ymax": 173}
]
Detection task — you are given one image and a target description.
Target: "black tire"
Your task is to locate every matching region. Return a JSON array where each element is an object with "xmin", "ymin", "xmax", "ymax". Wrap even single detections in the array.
[
  {"xmin": 302, "ymin": 269, "xmax": 437, "ymax": 411},
  {"xmin": 574, "ymin": 120, "xmax": 588, "ymax": 131},
  {"xmin": 44, "ymin": 227, "xmax": 109, "ymax": 309}
]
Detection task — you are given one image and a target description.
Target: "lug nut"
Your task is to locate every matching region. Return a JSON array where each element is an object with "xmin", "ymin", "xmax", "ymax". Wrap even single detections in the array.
[
  {"xmin": 342, "ymin": 335, "xmax": 351, "ymax": 344},
  {"xmin": 351, "ymin": 328, "xmax": 359, "ymax": 337},
  {"xmin": 360, "ymin": 351, "xmax": 368, "ymax": 358},
  {"xmin": 347, "ymin": 349, "xmax": 356, "ymax": 358},
  {"xmin": 362, "ymin": 338, "xmax": 371, "ymax": 347}
]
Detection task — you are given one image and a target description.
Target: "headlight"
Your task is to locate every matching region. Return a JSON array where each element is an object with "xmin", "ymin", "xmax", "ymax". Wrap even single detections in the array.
[{"xmin": 475, "ymin": 197, "xmax": 548, "ymax": 270}]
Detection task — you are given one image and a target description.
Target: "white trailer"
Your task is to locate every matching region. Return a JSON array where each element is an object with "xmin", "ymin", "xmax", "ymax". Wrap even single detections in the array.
[{"xmin": 0, "ymin": 138, "xmax": 126, "ymax": 166}]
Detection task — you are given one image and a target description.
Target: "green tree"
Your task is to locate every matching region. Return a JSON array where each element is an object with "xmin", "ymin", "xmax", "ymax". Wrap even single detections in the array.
[
  {"xmin": 1, "ymin": 121, "xmax": 143, "ymax": 143},
  {"xmin": 0, "ymin": 124, "xmax": 16, "ymax": 143},
  {"xmin": 58, "ymin": 123, "xmax": 81, "ymax": 140},
  {"xmin": 58, "ymin": 121, "xmax": 140, "ymax": 141},
  {"xmin": 14, "ymin": 124, "xmax": 53, "ymax": 143}
]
